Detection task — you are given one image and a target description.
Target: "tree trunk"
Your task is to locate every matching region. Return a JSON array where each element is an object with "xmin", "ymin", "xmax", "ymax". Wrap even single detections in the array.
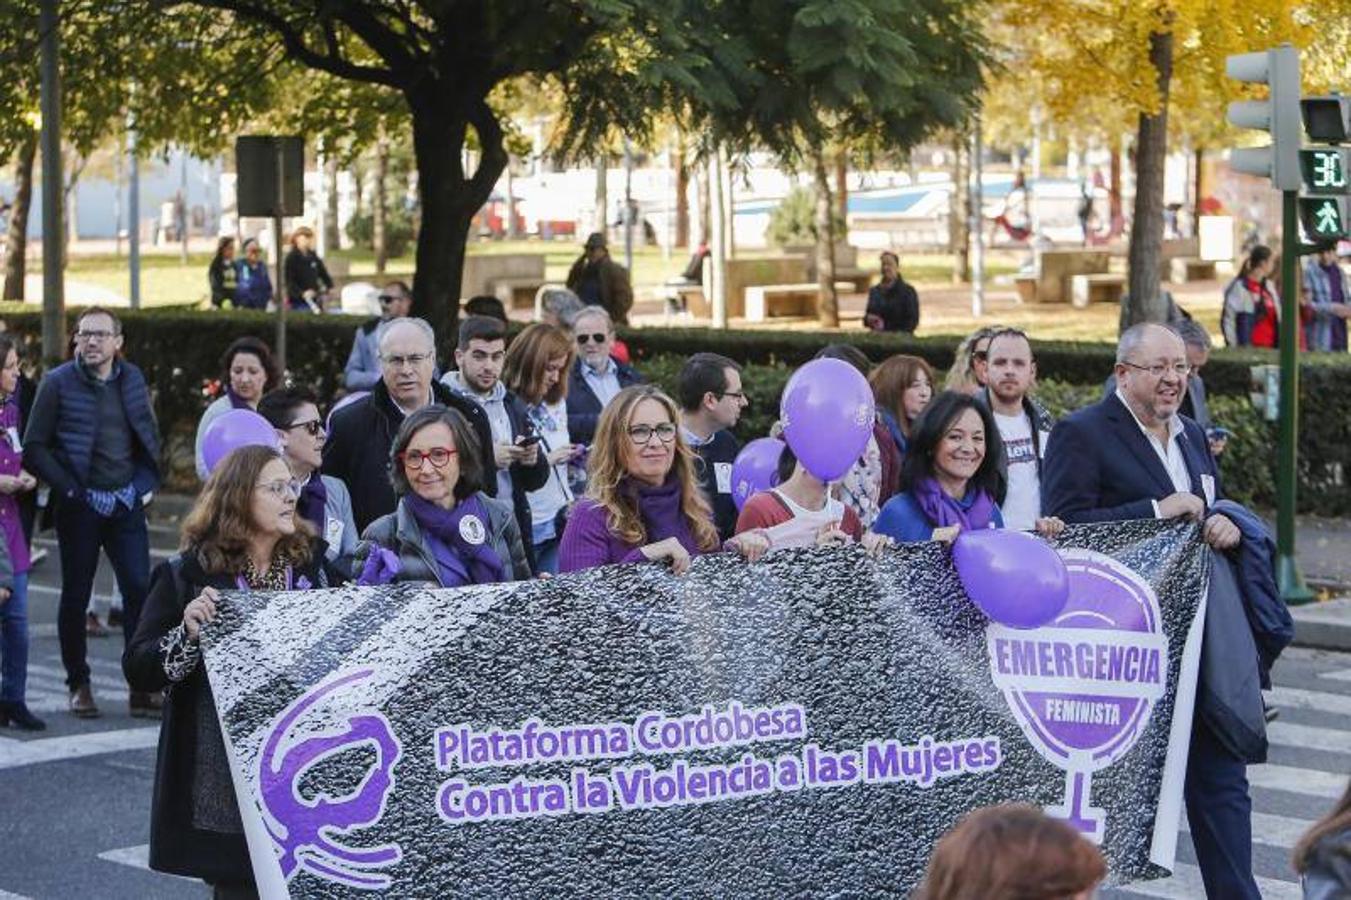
[
  {"xmin": 834, "ymin": 149, "xmax": 849, "ymax": 241},
  {"xmin": 374, "ymin": 129, "xmax": 389, "ymax": 274},
  {"xmin": 324, "ymin": 155, "xmax": 341, "ymax": 251},
  {"xmin": 697, "ymin": 160, "xmax": 711, "ymax": 247},
  {"xmin": 593, "ymin": 155, "xmax": 607, "ymax": 236},
  {"xmin": 1125, "ymin": 27, "xmax": 1173, "ymax": 328},
  {"xmin": 813, "ymin": 149, "xmax": 839, "ymax": 327},
  {"xmin": 950, "ymin": 134, "xmax": 970, "ymax": 283},
  {"xmin": 505, "ymin": 158, "xmax": 521, "ymax": 239},
  {"xmin": 2, "ymin": 135, "xmax": 36, "ymax": 302},
  {"xmin": 708, "ymin": 152, "xmax": 728, "ymax": 329},
  {"xmin": 1109, "ymin": 136, "xmax": 1124, "ymax": 236},
  {"xmin": 409, "ymin": 95, "xmax": 507, "ymax": 356},
  {"xmin": 352, "ymin": 161, "xmax": 365, "ymax": 219},
  {"xmin": 1192, "ymin": 146, "xmax": 1204, "ymax": 237},
  {"xmin": 674, "ymin": 144, "xmax": 689, "ymax": 248}
]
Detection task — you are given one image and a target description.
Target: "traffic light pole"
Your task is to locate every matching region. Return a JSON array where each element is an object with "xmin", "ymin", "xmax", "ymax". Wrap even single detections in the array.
[{"xmin": 1276, "ymin": 189, "xmax": 1313, "ymax": 605}]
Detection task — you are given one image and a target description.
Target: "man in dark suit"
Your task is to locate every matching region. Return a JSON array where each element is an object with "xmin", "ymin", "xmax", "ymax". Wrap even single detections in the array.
[
  {"xmin": 565, "ymin": 306, "xmax": 642, "ymax": 445},
  {"xmin": 1043, "ymin": 323, "xmax": 1255, "ymax": 899}
]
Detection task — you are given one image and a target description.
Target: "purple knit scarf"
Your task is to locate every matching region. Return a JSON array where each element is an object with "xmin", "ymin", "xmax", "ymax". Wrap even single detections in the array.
[
  {"xmin": 297, "ymin": 474, "xmax": 328, "ymax": 534},
  {"xmin": 225, "ymin": 386, "xmax": 253, "ymax": 410},
  {"xmin": 405, "ymin": 492, "xmax": 506, "ymax": 586},
  {"xmin": 912, "ymin": 477, "xmax": 997, "ymax": 531}
]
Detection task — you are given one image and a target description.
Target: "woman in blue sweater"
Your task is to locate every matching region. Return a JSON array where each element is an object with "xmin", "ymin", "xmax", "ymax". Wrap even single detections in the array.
[{"xmin": 873, "ymin": 391, "xmax": 1062, "ymax": 543}]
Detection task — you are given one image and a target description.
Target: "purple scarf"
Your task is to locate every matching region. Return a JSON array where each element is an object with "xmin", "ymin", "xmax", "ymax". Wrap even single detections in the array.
[
  {"xmin": 405, "ymin": 492, "xmax": 507, "ymax": 587},
  {"xmin": 623, "ymin": 474, "xmax": 700, "ymax": 555},
  {"xmin": 913, "ymin": 477, "xmax": 998, "ymax": 531},
  {"xmin": 297, "ymin": 474, "xmax": 327, "ymax": 534},
  {"xmin": 225, "ymin": 386, "xmax": 253, "ymax": 410}
]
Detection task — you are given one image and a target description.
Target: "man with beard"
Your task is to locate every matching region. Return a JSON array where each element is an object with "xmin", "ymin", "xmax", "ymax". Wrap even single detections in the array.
[
  {"xmin": 975, "ymin": 328, "xmax": 1052, "ymax": 532},
  {"xmin": 566, "ymin": 232, "xmax": 634, "ymax": 326}
]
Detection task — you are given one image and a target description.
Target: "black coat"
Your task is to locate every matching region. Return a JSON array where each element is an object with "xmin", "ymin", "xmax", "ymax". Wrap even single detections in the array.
[
  {"xmin": 322, "ymin": 380, "xmax": 497, "ymax": 534},
  {"xmin": 122, "ymin": 542, "xmax": 346, "ymax": 884},
  {"xmin": 865, "ymin": 278, "xmax": 920, "ymax": 333},
  {"xmin": 502, "ymin": 390, "xmax": 550, "ymax": 571},
  {"xmin": 564, "ymin": 356, "xmax": 643, "ymax": 445}
]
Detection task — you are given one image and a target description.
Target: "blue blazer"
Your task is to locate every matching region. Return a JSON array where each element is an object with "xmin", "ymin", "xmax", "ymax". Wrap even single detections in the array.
[
  {"xmin": 1042, "ymin": 392, "xmax": 1219, "ymax": 524},
  {"xmin": 565, "ymin": 356, "xmax": 643, "ymax": 445}
]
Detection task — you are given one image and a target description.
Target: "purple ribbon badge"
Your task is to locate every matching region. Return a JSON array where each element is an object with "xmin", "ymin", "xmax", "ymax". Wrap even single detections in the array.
[
  {"xmin": 986, "ymin": 549, "xmax": 1169, "ymax": 843},
  {"xmin": 257, "ymin": 668, "xmax": 403, "ymax": 889}
]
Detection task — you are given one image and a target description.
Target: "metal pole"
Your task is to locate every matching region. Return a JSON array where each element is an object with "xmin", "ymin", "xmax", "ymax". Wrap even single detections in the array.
[
  {"xmin": 39, "ymin": 0, "xmax": 65, "ymax": 365},
  {"xmin": 1276, "ymin": 189, "xmax": 1312, "ymax": 603},
  {"xmin": 970, "ymin": 118, "xmax": 985, "ymax": 317},
  {"xmin": 179, "ymin": 151, "xmax": 189, "ymax": 264},
  {"xmin": 623, "ymin": 137, "xmax": 634, "ymax": 274},
  {"xmin": 128, "ymin": 107, "xmax": 141, "ymax": 309},
  {"xmin": 273, "ymin": 141, "xmax": 288, "ymax": 371}
]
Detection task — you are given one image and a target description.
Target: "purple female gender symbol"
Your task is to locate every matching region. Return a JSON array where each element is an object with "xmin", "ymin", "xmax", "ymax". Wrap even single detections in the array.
[{"xmin": 257, "ymin": 668, "xmax": 404, "ymax": 889}]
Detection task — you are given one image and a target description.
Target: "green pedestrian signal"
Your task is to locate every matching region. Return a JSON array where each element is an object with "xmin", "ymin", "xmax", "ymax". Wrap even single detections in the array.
[{"xmin": 1298, "ymin": 196, "xmax": 1349, "ymax": 239}]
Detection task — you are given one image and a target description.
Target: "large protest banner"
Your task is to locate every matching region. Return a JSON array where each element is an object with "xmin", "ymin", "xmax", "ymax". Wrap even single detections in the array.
[{"xmin": 201, "ymin": 519, "xmax": 1208, "ymax": 897}]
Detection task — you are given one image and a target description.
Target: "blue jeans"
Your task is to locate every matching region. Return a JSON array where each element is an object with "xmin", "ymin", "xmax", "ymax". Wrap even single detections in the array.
[
  {"xmin": 56, "ymin": 498, "xmax": 150, "ymax": 690},
  {"xmin": 0, "ymin": 572, "xmax": 30, "ymax": 703},
  {"xmin": 534, "ymin": 537, "xmax": 561, "ymax": 575}
]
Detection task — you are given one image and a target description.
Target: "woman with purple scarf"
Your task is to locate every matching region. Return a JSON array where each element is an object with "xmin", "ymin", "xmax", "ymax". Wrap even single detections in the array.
[
  {"xmin": 354, "ymin": 405, "xmax": 530, "ymax": 588},
  {"xmin": 873, "ymin": 391, "xmax": 1063, "ymax": 544},
  {"xmin": 193, "ymin": 336, "xmax": 281, "ymax": 480}
]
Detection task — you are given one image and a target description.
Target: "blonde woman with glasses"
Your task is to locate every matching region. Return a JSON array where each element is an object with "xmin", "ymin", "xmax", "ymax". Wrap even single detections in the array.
[{"xmin": 558, "ymin": 385, "xmax": 768, "ymax": 574}]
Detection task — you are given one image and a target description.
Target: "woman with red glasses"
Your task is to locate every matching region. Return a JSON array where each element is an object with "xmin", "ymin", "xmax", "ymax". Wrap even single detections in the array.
[{"xmin": 354, "ymin": 405, "xmax": 530, "ymax": 587}]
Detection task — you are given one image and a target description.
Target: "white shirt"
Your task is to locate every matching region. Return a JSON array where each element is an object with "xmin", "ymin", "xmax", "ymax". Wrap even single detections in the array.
[
  {"xmin": 443, "ymin": 372, "xmax": 514, "ymax": 501},
  {"xmin": 994, "ymin": 410, "xmax": 1044, "ymax": 531},
  {"xmin": 581, "ymin": 357, "xmax": 623, "ymax": 408},
  {"xmin": 762, "ymin": 490, "xmax": 847, "ymax": 551},
  {"xmin": 524, "ymin": 399, "xmax": 574, "ymax": 543},
  {"xmin": 1115, "ymin": 389, "xmax": 1191, "ymax": 517}
]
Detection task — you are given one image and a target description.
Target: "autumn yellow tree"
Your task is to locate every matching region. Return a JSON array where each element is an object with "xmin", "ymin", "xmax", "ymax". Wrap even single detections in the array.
[{"xmin": 992, "ymin": 0, "xmax": 1337, "ymax": 325}]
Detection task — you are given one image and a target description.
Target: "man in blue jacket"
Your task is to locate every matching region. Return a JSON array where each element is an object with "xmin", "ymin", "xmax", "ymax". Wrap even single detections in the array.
[
  {"xmin": 565, "ymin": 306, "xmax": 642, "ymax": 445},
  {"xmin": 1043, "ymin": 322, "xmax": 1258, "ymax": 899},
  {"xmin": 24, "ymin": 308, "xmax": 161, "ymax": 720}
]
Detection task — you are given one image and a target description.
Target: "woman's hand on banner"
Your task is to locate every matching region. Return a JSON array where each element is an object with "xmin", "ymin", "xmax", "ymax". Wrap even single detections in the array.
[
  {"xmin": 642, "ymin": 537, "xmax": 692, "ymax": 575},
  {"xmin": 815, "ymin": 522, "xmax": 852, "ymax": 549},
  {"xmin": 183, "ymin": 586, "xmax": 220, "ymax": 641},
  {"xmin": 861, "ymin": 531, "xmax": 894, "ymax": 557},
  {"xmin": 1034, "ymin": 517, "xmax": 1066, "ymax": 538},
  {"xmin": 726, "ymin": 529, "xmax": 770, "ymax": 563},
  {"xmin": 932, "ymin": 525, "xmax": 961, "ymax": 544}
]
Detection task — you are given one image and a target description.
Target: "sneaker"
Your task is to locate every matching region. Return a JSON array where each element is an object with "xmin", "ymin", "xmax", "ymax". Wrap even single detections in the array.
[
  {"xmin": 129, "ymin": 690, "xmax": 163, "ymax": 719},
  {"xmin": 0, "ymin": 701, "xmax": 46, "ymax": 731},
  {"xmin": 85, "ymin": 612, "xmax": 110, "ymax": 638},
  {"xmin": 69, "ymin": 684, "xmax": 100, "ymax": 718}
]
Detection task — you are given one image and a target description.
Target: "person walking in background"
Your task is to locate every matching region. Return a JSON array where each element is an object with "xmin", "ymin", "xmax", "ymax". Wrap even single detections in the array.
[
  {"xmin": 1302, "ymin": 242, "xmax": 1351, "ymax": 352},
  {"xmin": 566, "ymin": 233, "xmax": 634, "ymax": 326},
  {"xmin": 193, "ymin": 337, "xmax": 281, "ymax": 480},
  {"xmin": 283, "ymin": 225, "xmax": 334, "ymax": 313},
  {"xmin": 677, "ymin": 353, "xmax": 747, "ymax": 541},
  {"xmin": 869, "ymin": 354, "xmax": 934, "ymax": 465},
  {"xmin": 537, "ymin": 287, "xmax": 586, "ymax": 332},
  {"xmin": 1223, "ymin": 245, "xmax": 1280, "ymax": 348},
  {"xmin": 863, "ymin": 251, "xmax": 920, "ymax": 334},
  {"xmin": 503, "ymin": 323, "xmax": 580, "ymax": 574},
  {"xmin": 24, "ymin": 308, "xmax": 161, "ymax": 719},
  {"xmin": 565, "ymin": 306, "xmax": 642, "ymax": 445},
  {"xmin": 974, "ymin": 328, "xmax": 1054, "ymax": 533},
  {"xmin": 441, "ymin": 316, "xmax": 549, "ymax": 571},
  {"xmin": 206, "ymin": 237, "xmax": 238, "ymax": 308},
  {"xmin": 354, "ymin": 406, "xmax": 530, "ymax": 587},
  {"xmin": 0, "ymin": 333, "xmax": 40, "ymax": 730},
  {"xmin": 258, "ymin": 387, "xmax": 358, "ymax": 573},
  {"xmin": 915, "ymin": 803, "xmax": 1105, "ymax": 900},
  {"xmin": 234, "ymin": 238, "xmax": 273, "ymax": 310},
  {"xmin": 323, "ymin": 318, "xmax": 495, "ymax": 533},
  {"xmin": 558, "ymin": 385, "xmax": 767, "ymax": 574},
  {"xmin": 124, "ymin": 445, "xmax": 348, "ymax": 898},
  {"xmin": 345, "ymin": 281, "xmax": 412, "ymax": 391}
]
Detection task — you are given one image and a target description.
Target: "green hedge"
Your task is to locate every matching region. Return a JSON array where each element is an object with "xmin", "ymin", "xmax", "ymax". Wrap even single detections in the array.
[{"xmin": 0, "ymin": 308, "xmax": 1344, "ymax": 512}]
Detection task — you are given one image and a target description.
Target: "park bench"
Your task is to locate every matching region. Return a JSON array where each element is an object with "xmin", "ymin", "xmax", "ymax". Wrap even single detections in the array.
[
  {"xmin": 744, "ymin": 281, "xmax": 856, "ymax": 321},
  {"xmin": 1014, "ymin": 274, "xmax": 1038, "ymax": 305},
  {"xmin": 1168, "ymin": 257, "xmax": 1217, "ymax": 284},
  {"xmin": 461, "ymin": 252, "xmax": 547, "ymax": 302},
  {"xmin": 1070, "ymin": 273, "xmax": 1126, "ymax": 308},
  {"xmin": 489, "ymin": 276, "xmax": 546, "ymax": 310},
  {"xmin": 692, "ymin": 255, "xmax": 809, "ymax": 319},
  {"xmin": 1035, "ymin": 248, "xmax": 1112, "ymax": 303}
]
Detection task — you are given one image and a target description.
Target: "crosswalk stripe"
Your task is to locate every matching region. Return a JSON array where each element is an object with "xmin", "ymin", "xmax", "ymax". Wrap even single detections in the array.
[
  {"xmin": 1322, "ymin": 668, "xmax": 1351, "ymax": 682},
  {"xmin": 0, "ymin": 888, "xmax": 35, "ymax": 899},
  {"xmin": 1266, "ymin": 720, "xmax": 1351, "ymax": 755},
  {"xmin": 1269, "ymin": 685, "xmax": 1351, "ymax": 718},
  {"xmin": 1182, "ymin": 811, "xmax": 1315, "ymax": 849},
  {"xmin": 0, "ymin": 727, "xmax": 158, "ymax": 770},
  {"xmin": 1118, "ymin": 862, "xmax": 1301, "ymax": 899},
  {"xmin": 1248, "ymin": 763, "xmax": 1348, "ymax": 800},
  {"xmin": 25, "ymin": 663, "xmax": 125, "ymax": 692}
]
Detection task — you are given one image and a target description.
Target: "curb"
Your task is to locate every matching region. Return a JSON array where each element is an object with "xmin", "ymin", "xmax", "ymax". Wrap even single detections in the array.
[{"xmin": 1290, "ymin": 596, "xmax": 1351, "ymax": 653}]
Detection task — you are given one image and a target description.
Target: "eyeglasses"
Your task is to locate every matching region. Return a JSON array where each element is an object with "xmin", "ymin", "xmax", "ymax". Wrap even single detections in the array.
[
  {"xmin": 256, "ymin": 479, "xmax": 301, "ymax": 499},
  {"xmin": 382, "ymin": 352, "xmax": 433, "ymax": 369},
  {"xmin": 972, "ymin": 350, "xmax": 989, "ymax": 362},
  {"xmin": 628, "ymin": 423, "xmax": 677, "ymax": 445},
  {"xmin": 1121, "ymin": 361, "xmax": 1192, "ymax": 379},
  {"xmin": 576, "ymin": 333, "xmax": 608, "ymax": 345},
  {"xmin": 718, "ymin": 390, "xmax": 747, "ymax": 402},
  {"xmin": 378, "ymin": 294, "xmax": 402, "ymax": 305},
  {"xmin": 284, "ymin": 419, "xmax": 324, "ymax": 437},
  {"xmin": 398, "ymin": 447, "xmax": 457, "ymax": 469},
  {"xmin": 75, "ymin": 330, "xmax": 116, "ymax": 342}
]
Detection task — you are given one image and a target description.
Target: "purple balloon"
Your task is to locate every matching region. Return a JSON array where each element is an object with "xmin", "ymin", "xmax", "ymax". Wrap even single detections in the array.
[
  {"xmin": 730, "ymin": 437, "xmax": 785, "ymax": 511},
  {"xmin": 779, "ymin": 358, "xmax": 875, "ymax": 482},
  {"xmin": 201, "ymin": 409, "xmax": 282, "ymax": 476},
  {"xmin": 327, "ymin": 391, "xmax": 370, "ymax": 431},
  {"xmin": 952, "ymin": 529, "xmax": 1070, "ymax": 629}
]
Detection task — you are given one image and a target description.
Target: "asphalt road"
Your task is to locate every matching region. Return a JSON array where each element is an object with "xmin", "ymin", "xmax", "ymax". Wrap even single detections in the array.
[{"xmin": 0, "ymin": 520, "xmax": 1348, "ymax": 898}]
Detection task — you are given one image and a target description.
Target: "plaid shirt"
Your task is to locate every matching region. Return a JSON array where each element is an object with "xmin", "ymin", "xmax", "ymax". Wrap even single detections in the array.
[{"xmin": 85, "ymin": 484, "xmax": 138, "ymax": 517}]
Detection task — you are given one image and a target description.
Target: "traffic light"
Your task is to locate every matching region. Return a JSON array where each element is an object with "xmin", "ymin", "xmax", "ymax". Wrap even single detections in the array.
[
  {"xmin": 1226, "ymin": 45, "xmax": 1302, "ymax": 191},
  {"xmin": 1297, "ymin": 95, "xmax": 1350, "ymax": 240}
]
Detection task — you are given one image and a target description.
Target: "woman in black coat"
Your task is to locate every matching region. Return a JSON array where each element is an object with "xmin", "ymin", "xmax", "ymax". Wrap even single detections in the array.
[{"xmin": 124, "ymin": 445, "xmax": 347, "ymax": 898}]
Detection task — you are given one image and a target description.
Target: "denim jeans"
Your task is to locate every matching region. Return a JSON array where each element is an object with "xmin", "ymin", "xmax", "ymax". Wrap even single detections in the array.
[
  {"xmin": 0, "ymin": 572, "xmax": 30, "ymax": 703},
  {"xmin": 534, "ymin": 537, "xmax": 561, "ymax": 575},
  {"xmin": 56, "ymin": 498, "xmax": 150, "ymax": 690}
]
